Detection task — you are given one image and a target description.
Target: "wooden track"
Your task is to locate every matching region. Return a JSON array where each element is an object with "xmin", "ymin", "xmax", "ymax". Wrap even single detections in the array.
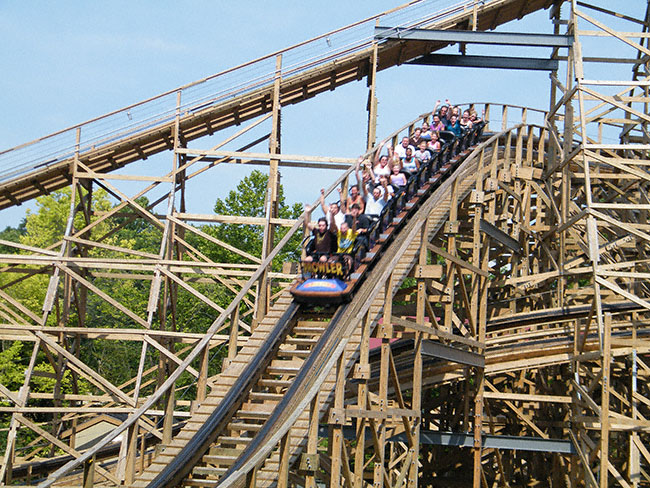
[
  {"xmin": 123, "ymin": 138, "xmax": 483, "ymax": 488},
  {"xmin": 0, "ymin": 0, "xmax": 554, "ymax": 211},
  {"xmin": 380, "ymin": 302, "xmax": 650, "ymax": 392},
  {"xmin": 3, "ymin": 1, "xmax": 650, "ymax": 486},
  {"xmin": 128, "ymin": 294, "xmax": 299, "ymax": 487}
]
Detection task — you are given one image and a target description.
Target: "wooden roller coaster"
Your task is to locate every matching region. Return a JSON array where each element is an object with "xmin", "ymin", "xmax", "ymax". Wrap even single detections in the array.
[{"xmin": 1, "ymin": 1, "xmax": 650, "ymax": 487}]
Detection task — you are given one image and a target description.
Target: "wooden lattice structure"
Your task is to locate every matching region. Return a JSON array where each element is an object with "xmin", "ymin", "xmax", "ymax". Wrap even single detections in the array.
[{"xmin": 0, "ymin": 1, "xmax": 649, "ymax": 487}]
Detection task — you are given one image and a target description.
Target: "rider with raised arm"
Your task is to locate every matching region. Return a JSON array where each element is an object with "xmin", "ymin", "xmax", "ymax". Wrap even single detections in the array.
[
  {"xmin": 360, "ymin": 164, "xmax": 392, "ymax": 219},
  {"xmin": 303, "ymin": 205, "xmax": 337, "ymax": 263},
  {"xmin": 339, "ymin": 183, "xmax": 365, "ymax": 214},
  {"xmin": 319, "ymin": 188, "xmax": 345, "ymax": 228}
]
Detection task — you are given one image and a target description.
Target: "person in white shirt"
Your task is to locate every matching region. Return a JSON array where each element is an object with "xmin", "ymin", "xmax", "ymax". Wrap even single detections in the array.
[
  {"xmin": 394, "ymin": 136, "xmax": 415, "ymax": 159},
  {"xmin": 319, "ymin": 188, "xmax": 345, "ymax": 228},
  {"xmin": 361, "ymin": 175, "xmax": 392, "ymax": 218}
]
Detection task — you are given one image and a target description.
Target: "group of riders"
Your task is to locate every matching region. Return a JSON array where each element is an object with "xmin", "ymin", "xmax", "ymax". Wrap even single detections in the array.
[{"xmin": 302, "ymin": 101, "xmax": 483, "ymax": 278}]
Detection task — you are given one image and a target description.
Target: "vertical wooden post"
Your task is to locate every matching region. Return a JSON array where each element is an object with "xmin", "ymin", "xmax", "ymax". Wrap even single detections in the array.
[
  {"xmin": 471, "ymin": 2, "xmax": 478, "ymax": 30},
  {"xmin": 278, "ymin": 431, "xmax": 291, "ymax": 488},
  {"xmin": 304, "ymin": 395, "xmax": 320, "ymax": 488},
  {"xmin": 255, "ymin": 53, "xmax": 282, "ymax": 328},
  {"xmin": 158, "ymin": 90, "xmax": 183, "ymax": 447},
  {"xmin": 444, "ymin": 178, "xmax": 459, "ymax": 332},
  {"xmin": 354, "ymin": 311, "xmax": 371, "ymax": 488},
  {"xmin": 374, "ymin": 274, "xmax": 394, "ymax": 488},
  {"xmin": 472, "ymin": 145, "xmax": 486, "ymax": 488},
  {"xmin": 599, "ymin": 313, "xmax": 612, "ymax": 488},
  {"xmin": 226, "ymin": 305, "xmax": 240, "ymax": 369},
  {"xmin": 571, "ymin": 318, "xmax": 581, "ymax": 485},
  {"xmin": 629, "ymin": 350, "xmax": 639, "ymax": 487},
  {"xmin": 472, "ymin": 369, "xmax": 485, "ymax": 488},
  {"xmin": 162, "ymin": 377, "xmax": 175, "ymax": 445},
  {"xmin": 408, "ymin": 222, "xmax": 428, "ymax": 488},
  {"xmin": 196, "ymin": 343, "xmax": 210, "ymax": 407},
  {"xmin": 416, "ymin": 221, "xmax": 429, "ymax": 328},
  {"xmin": 82, "ymin": 455, "xmax": 96, "ymax": 488},
  {"xmin": 366, "ymin": 28, "xmax": 379, "ymax": 151},
  {"xmin": 124, "ymin": 424, "xmax": 138, "ymax": 484},
  {"xmin": 559, "ymin": 19, "xmax": 575, "ymax": 307},
  {"xmin": 140, "ymin": 432, "xmax": 147, "ymax": 474},
  {"xmin": 329, "ymin": 354, "xmax": 346, "ymax": 487},
  {"xmin": 3, "ymin": 431, "xmax": 13, "ymax": 485}
]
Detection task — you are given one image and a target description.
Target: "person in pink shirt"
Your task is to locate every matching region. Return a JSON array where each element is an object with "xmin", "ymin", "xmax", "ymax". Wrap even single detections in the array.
[
  {"xmin": 428, "ymin": 130, "xmax": 441, "ymax": 152},
  {"xmin": 429, "ymin": 113, "xmax": 445, "ymax": 133},
  {"xmin": 389, "ymin": 163, "xmax": 407, "ymax": 189}
]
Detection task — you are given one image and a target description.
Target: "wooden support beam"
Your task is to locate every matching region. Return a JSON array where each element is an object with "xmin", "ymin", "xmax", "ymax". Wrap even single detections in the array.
[{"xmin": 428, "ymin": 243, "xmax": 489, "ymax": 277}]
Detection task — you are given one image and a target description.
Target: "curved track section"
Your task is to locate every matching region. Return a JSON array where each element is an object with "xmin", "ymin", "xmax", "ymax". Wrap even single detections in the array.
[
  {"xmin": 129, "ymin": 129, "xmax": 487, "ymax": 488},
  {"xmin": 3, "ymin": 2, "xmax": 650, "ymax": 485}
]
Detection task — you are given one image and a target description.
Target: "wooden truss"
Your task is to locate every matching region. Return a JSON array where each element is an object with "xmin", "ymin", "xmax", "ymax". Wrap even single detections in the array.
[{"xmin": 0, "ymin": 1, "xmax": 650, "ymax": 488}]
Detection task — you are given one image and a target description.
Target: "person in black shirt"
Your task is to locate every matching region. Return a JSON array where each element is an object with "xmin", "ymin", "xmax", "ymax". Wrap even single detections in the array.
[{"xmin": 304, "ymin": 217, "xmax": 336, "ymax": 263}]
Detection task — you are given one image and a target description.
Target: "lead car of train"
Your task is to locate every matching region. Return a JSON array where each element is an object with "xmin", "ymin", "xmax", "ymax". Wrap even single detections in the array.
[{"xmin": 290, "ymin": 122, "xmax": 485, "ymax": 305}]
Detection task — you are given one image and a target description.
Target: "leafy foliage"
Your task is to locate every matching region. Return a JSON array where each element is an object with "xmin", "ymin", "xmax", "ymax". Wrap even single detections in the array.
[
  {"xmin": 208, "ymin": 169, "xmax": 303, "ymax": 265},
  {"xmin": 0, "ymin": 170, "xmax": 305, "ymax": 448},
  {"xmin": 0, "ymin": 341, "xmax": 26, "ymax": 395},
  {"xmin": 0, "ymin": 220, "xmax": 26, "ymax": 253}
]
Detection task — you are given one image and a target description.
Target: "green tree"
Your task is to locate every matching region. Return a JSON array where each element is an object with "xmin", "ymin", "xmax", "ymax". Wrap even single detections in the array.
[
  {"xmin": 0, "ymin": 172, "xmax": 305, "ymax": 425},
  {"xmin": 207, "ymin": 169, "xmax": 303, "ymax": 266},
  {"xmin": 0, "ymin": 219, "xmax": 26, "ymax": 254},
  {"xmin": 0, "ymin": 341, "xmax": 27, "ymax": 395},
  {"xmin": 20, "ymin": 188, "xmax": 109, "ymax": 249}
]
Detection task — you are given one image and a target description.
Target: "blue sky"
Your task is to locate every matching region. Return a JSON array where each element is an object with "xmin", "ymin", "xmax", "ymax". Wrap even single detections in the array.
[{"xmin": 0, "ymin": 1, "xmax": 640, "ymax": 226}]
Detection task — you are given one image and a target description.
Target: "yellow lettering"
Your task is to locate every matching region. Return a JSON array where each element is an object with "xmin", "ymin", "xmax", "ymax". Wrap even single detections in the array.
[{"xmin": 302, "ymin": 260, "xmax": 346, "ymax": 277}]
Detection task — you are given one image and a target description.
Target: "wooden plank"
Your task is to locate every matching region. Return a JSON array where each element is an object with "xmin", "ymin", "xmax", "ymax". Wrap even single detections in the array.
[
  {"xmin": 483, "ymin": 391, "xmax": 572, "ymax": 403},
  {"xmin": 391, "ymin": 316, "xmax": 484, "ymax": 349},
  {"xmin": 16, "ymin": 414, "xmax": 121, "ymax": 485},
  {"xmin": 427, "ymin": 243, "xmax": 489, "ymax": 277},
  {"xmin": 174, "ymin": 212, "xmax": 297, "ymax": 227},
  {"xmin": 411, "ymin": 264, "xmax": 443, "ymax": 279},
  {"xmin": 176, "ymin": 147, "xmax": 356, "ymax": 165}
]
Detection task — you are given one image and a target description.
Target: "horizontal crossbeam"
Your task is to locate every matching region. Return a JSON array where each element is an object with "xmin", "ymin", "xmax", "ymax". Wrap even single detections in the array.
[
  {"xmin": 375, "ymin": 26, "xmax": 572, "ymax": 47},
  {"xmin": 407, "ymin": 53, "xmax": 559, "ymax": 71},
  {"xmin": 393, "ymin": 431, "xmax": 576, "ymax": 454},
  {"xmin": 333, "ymin": 428, "xmax": 575, "ymax": 454},
  {"xmin": 421, "ymin": 340, "xmax": 485, "ymax": 368}
]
